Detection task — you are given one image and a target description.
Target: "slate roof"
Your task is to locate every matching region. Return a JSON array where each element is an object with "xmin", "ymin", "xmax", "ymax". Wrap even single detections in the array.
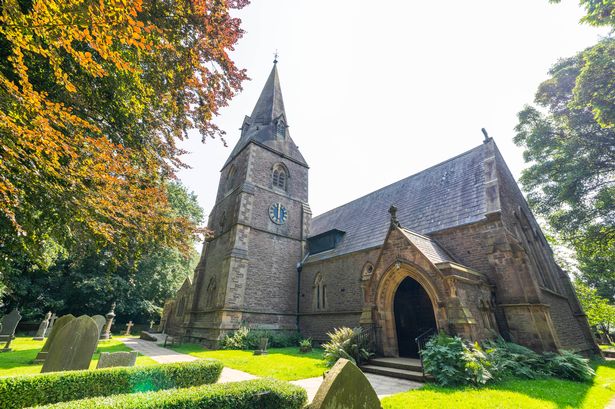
[
  {"xmin": 306, "ymin": 143, "xmax": 489, "ymax": 261},
  {"xmin": 399, "ymin": 228, "xmax": 457, "ymax": 264},
  {"xmin": 223, "ymin": 64, "xmax": 307, "ymax": 169}
]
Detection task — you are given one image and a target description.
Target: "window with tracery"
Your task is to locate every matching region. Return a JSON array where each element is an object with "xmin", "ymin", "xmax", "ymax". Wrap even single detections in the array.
[
  {"xmin": 314, "ymin": 273, "xmax": 327, "ymax": 310},
  {"xmin": 276, "ymin": 120, "xmax": 286, "ymax": 140},
  {"xmin": 272, "ymin": 164, "xmax": 287, "ymax": 190}
]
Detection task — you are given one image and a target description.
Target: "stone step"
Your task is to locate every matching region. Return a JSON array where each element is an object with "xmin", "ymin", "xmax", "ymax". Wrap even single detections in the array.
[
  {"xmin": 360, "ymin": 364, "xmax": 425, "ymax": 382},
  {"xmin": 604, "ymin": 350, "xmax": 615, "ymax": 358},
  {"xmin": 367, "ymin": 357, "xmax": 423, "ymax": 372}
]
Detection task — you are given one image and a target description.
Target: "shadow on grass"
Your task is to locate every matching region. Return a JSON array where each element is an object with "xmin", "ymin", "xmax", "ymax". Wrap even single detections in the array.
[{"xmin": 0, "ymin": 348, "xmax": 42, "ymax": 370}]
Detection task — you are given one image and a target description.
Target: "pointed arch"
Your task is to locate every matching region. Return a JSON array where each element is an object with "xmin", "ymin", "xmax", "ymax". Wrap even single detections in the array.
[
  {"xmin": 313, "ymin": 272, "xmax": 327, "ymax": 311},
  {"xmin": 225, "ymin": 165, "xmax": 237, "ymax": 193},
  {"xmin": 272, "ymin": 163, "xmax": 289, "ymax": 191}
]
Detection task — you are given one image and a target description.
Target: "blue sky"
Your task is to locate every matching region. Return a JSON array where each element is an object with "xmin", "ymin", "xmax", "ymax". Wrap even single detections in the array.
[{"xmin": 177, "ymin": 1, "xmax": 607, "ymax": 225}]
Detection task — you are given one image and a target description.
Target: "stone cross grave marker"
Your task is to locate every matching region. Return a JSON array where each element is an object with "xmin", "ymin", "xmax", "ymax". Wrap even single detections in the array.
[
  {"xmin": 124, "ymin": 321, "xmax": 134, "ymax": 336},
  {"xmin": 101, "ymin": 303, "xmax": 116, "ymax": 340},
  {"xmin": 35, "ymin": 314, "xmax": 75, "ymax": 363},
  {"xmin": 0, "ymin": 309, "xmax": 22, "ymax": 352},
  {"xmin": 46, "ymin": 313, "xmax": 58, "ymax": 337},
  {"xmin": 96, "ymin": 351, "xmax": 138, "ymax": 369},
  {"xmin": 91, "ymin": 315, "xmax": 106, "ymax": 338},
  {"xmin": 310, "ymin": 358, "xmax": 381, "ymax": 409},
  {"xmin": 33, "ymin": 311, "xmax": 52, "ymax": 340},
  {"xmin": 41, "ymin": 315, "xmax": 99, "ymax": 373},
  {"xmin": 149, "ymin": 320, "xmax": 155, "ymax": 330}
]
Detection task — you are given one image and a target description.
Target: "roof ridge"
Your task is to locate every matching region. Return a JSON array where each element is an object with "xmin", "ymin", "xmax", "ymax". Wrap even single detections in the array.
[{"xmin": 313, "ymin": 143, "xmax": 486, "ymax": 220}]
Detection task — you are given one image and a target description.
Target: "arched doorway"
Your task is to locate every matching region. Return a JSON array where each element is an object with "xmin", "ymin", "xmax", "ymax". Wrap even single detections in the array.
[{"xmin": 393, "ymin": 277, "xmax": 437, "ymax": 357}]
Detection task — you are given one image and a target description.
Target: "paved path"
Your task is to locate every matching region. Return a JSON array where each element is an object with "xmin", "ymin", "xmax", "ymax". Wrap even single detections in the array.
[{"xmin": 119, "ymin": 338, "xmax": 421, "ymax": 402}]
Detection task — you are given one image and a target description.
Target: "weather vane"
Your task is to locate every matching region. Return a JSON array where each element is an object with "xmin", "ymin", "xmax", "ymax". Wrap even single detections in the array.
[{"xmin": 273, "ymin": 49, "xmax": 279, "ymax": 64}]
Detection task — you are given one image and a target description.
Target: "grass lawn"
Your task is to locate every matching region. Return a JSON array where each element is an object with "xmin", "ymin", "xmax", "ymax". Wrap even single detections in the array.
[
  {"xmin": 0, "ymin": 336, "xmax": 157, "ymax": 377},
  {"xmin": 172, "ymin": 344, "xmax": 327, "ymax": 381},
  {"xmin": 382, "ymin": 359, "xmax": 615, "ymax": 409}
]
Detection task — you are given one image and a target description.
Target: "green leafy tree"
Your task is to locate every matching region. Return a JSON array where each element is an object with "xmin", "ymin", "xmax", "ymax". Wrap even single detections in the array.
[
  {"xmin": 514, "ymin": 43, "xmax": 615, "ymax": 301},
  {"xmin": 574, "ymin": 280, "xmax": 615, "ymax": 342}
]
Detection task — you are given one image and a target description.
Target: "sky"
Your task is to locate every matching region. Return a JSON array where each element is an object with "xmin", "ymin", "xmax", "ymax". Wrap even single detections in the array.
[{"xmin": 177, "ymin": 0, "xmax": 607, "ymax": 227}]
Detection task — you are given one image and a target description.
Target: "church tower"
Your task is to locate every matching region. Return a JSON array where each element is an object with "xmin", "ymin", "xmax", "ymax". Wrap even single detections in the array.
[{"xmin": 183, "ymin": 62, "xmax": 311, "ymax": 345}]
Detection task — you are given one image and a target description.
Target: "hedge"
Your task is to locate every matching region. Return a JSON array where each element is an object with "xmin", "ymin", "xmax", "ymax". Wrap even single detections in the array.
[
  {"xmin": 0, "ymin": 359, "xmax": 223, "ymax": 409},
  {"xmin": 38, "ymin": 379, "xmax": 308, "ymax": 409}
]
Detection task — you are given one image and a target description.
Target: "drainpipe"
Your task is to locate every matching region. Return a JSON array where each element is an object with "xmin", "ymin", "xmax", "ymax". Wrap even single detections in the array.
[{"xmin": 296, "ymin": 253, "xmax": 310, "ymax": 330}]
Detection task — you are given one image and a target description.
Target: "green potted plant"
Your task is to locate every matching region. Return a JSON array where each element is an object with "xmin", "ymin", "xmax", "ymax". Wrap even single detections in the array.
[{"xmin": 299, "ymin": 337, "xmax": 312, "ymax": 353}]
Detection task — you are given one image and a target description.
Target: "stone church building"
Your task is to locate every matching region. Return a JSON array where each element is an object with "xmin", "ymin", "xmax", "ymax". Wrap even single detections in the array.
[{"xmin": 161, "ymin": 63, "xmax": 598, "ymax": 358}]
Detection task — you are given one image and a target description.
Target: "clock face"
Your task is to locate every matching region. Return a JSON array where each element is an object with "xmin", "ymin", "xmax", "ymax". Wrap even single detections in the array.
[{"xmin": 269, "ymin": 203, "xmax": 288, "ymax": 225}]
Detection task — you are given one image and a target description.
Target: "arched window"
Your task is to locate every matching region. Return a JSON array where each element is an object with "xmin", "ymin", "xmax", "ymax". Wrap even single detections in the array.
[
  {"xmin": 176, "ymin": 296, "xmax": 186, "ymax": 317},
  {"xmin": 276, "ymin": 120, "xmax": 286, "ymax": 140},
  {"xmin": 206, "ymin": 277, "xmax": 217, "ymax": 308},
  {"xmin": 225, "ymin": 165, "xmax": 237, "ymax": 193},
  {"xmin": 314, "ymin": 273, "xmax": 326, "ymax": 311},
  {"xmin": 272, "ymin": 164, "xmax": 288, "ymax": 191},
  {"xmin": 361, "ymin": 262, "xmax": 374, "ymax": 281}
]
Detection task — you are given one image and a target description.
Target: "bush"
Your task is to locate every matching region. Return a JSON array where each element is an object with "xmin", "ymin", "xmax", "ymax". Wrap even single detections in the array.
[
  {"xmin": 484, "ymin": 339, "xmax": 547, "ymax": 380},
  {"xmin": 219, "ymin": 327, "xmax": 301, "ymax": 350},
  {"xmin": 322, "ymin": 327, "xmax": 371, "ymax": 367},
  {"xmin": 0, "ymin": 359, "xmax": 223, "ymax": 409},
  {"xmin": 299, "ymin": 338, "xmax": 312, "ymax": 353},
  {"xmin": 544, "ymin": 350, "xmax": 595, "ymax": 382},
  {"xmin": 38, "ymin": 379, "xmax": 307, "ymax": 409},
  {"xmin": 421, "ymin": 332, "xmax": 493, "ymax": 387}
]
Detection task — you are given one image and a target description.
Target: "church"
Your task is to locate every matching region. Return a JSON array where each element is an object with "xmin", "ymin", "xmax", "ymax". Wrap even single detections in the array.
[{"xmin": 161, "ymin": 62, "xmax": 599, "ymax": 359}]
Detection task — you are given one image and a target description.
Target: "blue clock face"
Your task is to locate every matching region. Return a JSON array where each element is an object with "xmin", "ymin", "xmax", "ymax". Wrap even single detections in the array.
[{"xmin": 269, "ymin": 203, "xmax": 288, "ymax": 225}]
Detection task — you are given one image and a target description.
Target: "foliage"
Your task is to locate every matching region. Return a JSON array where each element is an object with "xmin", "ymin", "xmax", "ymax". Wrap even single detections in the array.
[
  {"xmin": 0, "ymin": 0, "xmax": 248, "ymax": 291},
  {"xmin": 0, "ymin": 337, "xmax": 156, "ymax": 377},
  {"xmin": 483, "ymin": 339, "xmax": 547, "ymax": 380},
  {"xmin": 171, "ymin": 345, "xmax": 327, "ymax": 381},
  {"xmin": 219, "ymin": 327, "xmax": 301, "ymax": 350},
  {"xmin": 2, "ymin": 181, "xmax": 203, "ymax": 322},
  {"xmin": 514, "ymin": 42, "xmax": 615, "ymax": 301},
  {"xmin": 322, "ymin": 327, "xmax": 372, "ymax": 367},
  {"xmin": 421, "ymin": 332, "xmax": 493, "ymax": 387},
  {"xmin": 550, "ymin": 0, "xmax": 615, "ymax": 27},
  {"xmin": 574, "ymin": 280, "xmax": 615, "ymax": 339},
  {"xmin": 0, "ymin": 358, "xmax": 223, "ymax": 408},
  {"xmin": 544, "ymin": 350, "xmax": 596, "ymax": 382},
  {"xmin": 38, "ymin": 379, "xmax": 307, "ymax": 409},
  {"xmin": 382, "ymin": 359, "xmax": 615, "ymax": 409}
]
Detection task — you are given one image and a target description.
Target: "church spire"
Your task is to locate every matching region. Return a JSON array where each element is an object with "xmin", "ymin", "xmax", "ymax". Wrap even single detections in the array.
[
  {"xmin": 249, "ymin": 63, "xmax": 286, "ymax": 125},
  {"xmin": 223, "ymin": 61, "xmax": 307, "ymax": 169}
]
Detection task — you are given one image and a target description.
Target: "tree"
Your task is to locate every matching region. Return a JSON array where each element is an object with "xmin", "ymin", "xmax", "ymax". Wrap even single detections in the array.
[
  {"xmin": 514, "ymin": 42, "xmax": 615, "ymax": 301},
  {"xmin": 574, "ymin": 280, "xmax": 615, "ymax": 342},
  {"xmin": 550, "ymin": 0, "xmax": 615, "ymax": 27},
  {"xmin": 0, "ymin": 0, "xmax": 248, "ymax": 288},
  {"xmin": 2, "ymin": 181, "xmax": 203, "ymax": 322}
]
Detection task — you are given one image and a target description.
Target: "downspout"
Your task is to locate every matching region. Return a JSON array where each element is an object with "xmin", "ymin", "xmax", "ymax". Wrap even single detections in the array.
[{"xmin": 296, "ymin": 253, "xmax": 310, "ymax": 330}]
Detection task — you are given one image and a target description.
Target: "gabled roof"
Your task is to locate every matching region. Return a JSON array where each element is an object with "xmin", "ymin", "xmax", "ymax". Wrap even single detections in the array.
[
  {"xmin": 307, "ymin": 142, "xmax": 490, "ymax": 261},
  {"xmin": 223, "ymin": 64, "xmax": 307, "ymax": 168},
  {"xmin": 399, "ymin": 228, "xmax": 456, "ymax": 265}
]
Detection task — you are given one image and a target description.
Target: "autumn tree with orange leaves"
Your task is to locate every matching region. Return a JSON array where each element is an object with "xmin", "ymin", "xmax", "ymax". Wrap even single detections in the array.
[{"xmin": 0, "ymin": 0, "xmax": 248, "ymax": 298}]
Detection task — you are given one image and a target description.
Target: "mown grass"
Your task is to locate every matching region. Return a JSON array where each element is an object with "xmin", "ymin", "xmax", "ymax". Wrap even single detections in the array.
[
  {"xmin": 0, "ymin": 337, "xmax": 157, "ymax": 376},
  {"xmin": 172, "ymin": 344, "xmax": 327, "ymax": 381},
  {"xmin": 382, "ymin": 359, "xmax": 615, "ymax": 409}
]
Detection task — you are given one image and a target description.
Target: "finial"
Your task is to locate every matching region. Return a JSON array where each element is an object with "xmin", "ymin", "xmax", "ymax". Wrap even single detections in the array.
[
  {"xmin": 273, "ymin": 49, "xmax": 279, "ymax": 64},
  {"xmin": 481, "ymin": 128, "xmax": 491, "ymax": 143},
  {"xmin": 388, "ymin": 205, "xmax": 400, "ymax": 227}
]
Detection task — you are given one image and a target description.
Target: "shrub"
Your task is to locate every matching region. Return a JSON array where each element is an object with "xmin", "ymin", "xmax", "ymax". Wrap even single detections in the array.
[
  {"xmin": 322, "ymin": 327, "xmax": 371, "ymax": 366},
  {"xmin": 484, "ymin": 339, "xmax": 547, "ymax": 380},
  {"xmin": 38, "ymin": 379, "xmax": 307, "ymax": 409},
  {"xmin": 219, "ymin": 327, "xmax": 301, "ymax": 350},
  {"xmin": 544, "ymin": 350, "xmax": 595, "ymax": 382},
  {"xmin": 0, "ymin": 359, "xmax": 223, "ymax": 409},
  {"xmin": 299, "ymin": 338, "xmax": 312, "ymax": 353},
  {"xmin": 421, "ymin": 332, "xmax": 493, "ymax": 387}
]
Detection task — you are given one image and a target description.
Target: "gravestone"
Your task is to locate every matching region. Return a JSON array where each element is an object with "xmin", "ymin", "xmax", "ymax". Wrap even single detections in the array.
[
  {"xmin": 35, "ymin": 314, "xmax": 75, "ymax": 363},
  {"xmin": 124, "ymin": 320, "xmax": 134, "ymax": 336},
  {"xmin": 253, "ymin": 337, "xmax": 269, "ymax": 355},
  {"xmin": 96, "ymin": 351, "xmax": 138, "ymax": 369},
  {"xmin": 41, "ymin": 315, "xmax": 99, "ymax": 373},
  {"xmin": 149, "ymin": 320, "xmax": 155, "ymax": 330},
  {"xmin": 91, "ymin": 315, "xmax": 106, "ymax": 338},
  {"xmin": 46, "ymin": 313, "xmax": 58, "ymax": 337},
  {"xmin": 140, "ymin": 331, "xmax": 158, "ymax": 341},
  {"xmin": 310, "ymin": 358, "xmax": 381, "ymax": 409},
  {"xmin": 101, "ymin": 303, "xmax": 116, "ymax": 340},
  {"xmin": 0, "ymin": 309, "xmax": 22, "ymax": 352},
  {"xmin": 33, "ymin": 311, "xmax": 52, "ymax": 340}
]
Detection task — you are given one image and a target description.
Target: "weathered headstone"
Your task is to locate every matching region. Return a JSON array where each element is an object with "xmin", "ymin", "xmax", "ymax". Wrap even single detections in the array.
[
  {"xmin": 33, "ymin": 311, "xmax": 52, "ymax": 340},
  {"xmin": 149, "ymin": 320, "xmax": 155, "ymax": 330},
  {"xmin": 91, "ymin": 315, "xmax": 106, "ymax": 338},
  {"xmin": 35, "ymin": 314, "xmax": 76, "ymax": 363},
  {"xmin": 140, "ymin": 331, "xmax": 158, "ymax": 341},
  {"xmin": 124, "ymin": 320, "xmax": 134, "ymax": 336},
  {"xmin": 0, "ymin": 309, "xmax": 22, "ymax": 352},
  {"xmin": 96, "ymin": 351, "xmax": 138, "ymax": 369},
  {"xmin": 253, "ymin": 337, "xmax": 269, "ymax": 355},
  {"xmin": 41, "ymin": 315, "xmax": 99, "ymax": 373},
  {"xmin": 101, "ymin": 303, "xmax": 116, "ymax": 340},
  {"xmin": 310, "ymin": 358, "xmax": 381, "ymax": 409},
  {"xmin": 46, "ymin": 313, "xmax": 58, "ymax": 337}
]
